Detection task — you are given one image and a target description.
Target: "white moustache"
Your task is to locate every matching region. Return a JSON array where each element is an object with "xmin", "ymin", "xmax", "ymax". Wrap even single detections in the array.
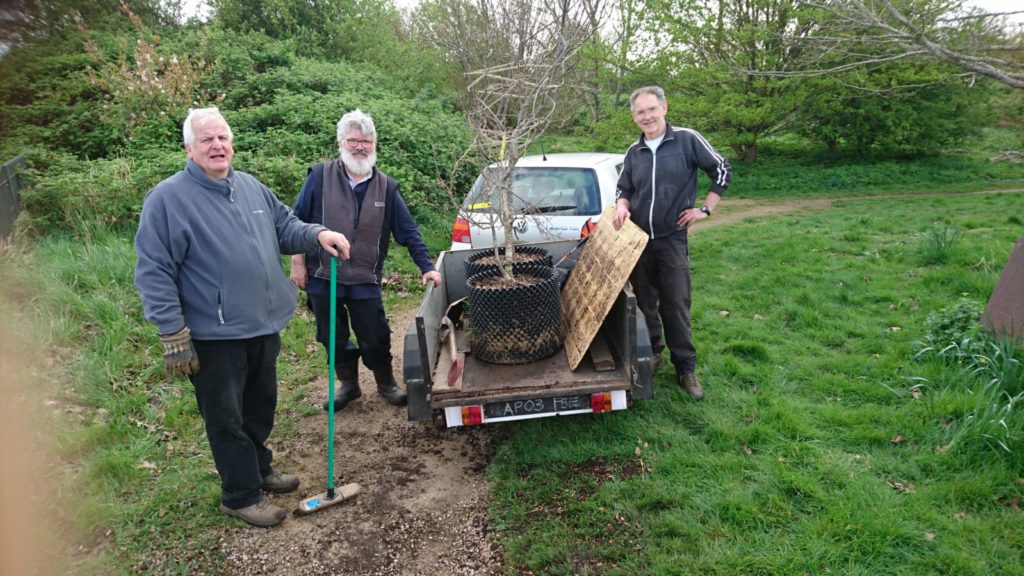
[{"xmin": 341, "ymin": 149, "xmax": 376, "ymax": 176}]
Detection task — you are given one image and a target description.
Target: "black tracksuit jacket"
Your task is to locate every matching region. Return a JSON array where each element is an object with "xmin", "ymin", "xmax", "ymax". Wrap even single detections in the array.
[{"xmin": 616, "ymin": 122, "xmax": 732, "ymax": 239}]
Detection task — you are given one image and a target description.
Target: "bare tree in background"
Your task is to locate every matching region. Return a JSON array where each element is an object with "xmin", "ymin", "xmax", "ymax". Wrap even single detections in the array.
[
  {"xmin": 770, "ymin": 0, "xmax": 1024, "ymax": 89},
  {"xmin": 414, "ymin": 0, "xmax": 606, "ymax": 280}
]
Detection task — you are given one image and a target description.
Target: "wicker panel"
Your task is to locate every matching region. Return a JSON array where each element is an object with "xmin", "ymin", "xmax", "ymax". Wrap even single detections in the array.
[{"xmin": 562, "ymin": 207, "xmax": 648, "ymax": 370}]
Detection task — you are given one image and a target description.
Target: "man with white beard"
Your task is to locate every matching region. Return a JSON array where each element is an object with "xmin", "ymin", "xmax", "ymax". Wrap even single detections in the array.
[{"xmin": 291, "ymin": 110, "xmax": 441, "ymax": 411}]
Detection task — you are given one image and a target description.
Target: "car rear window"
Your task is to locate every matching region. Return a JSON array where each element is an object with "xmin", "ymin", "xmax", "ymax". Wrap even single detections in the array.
[{"xmin": 464, "ymin": 167, "xmax": 601, "ymax": 216}]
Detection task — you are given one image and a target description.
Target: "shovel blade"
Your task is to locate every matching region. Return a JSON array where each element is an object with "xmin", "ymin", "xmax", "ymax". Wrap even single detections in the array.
[{"xmin": 447, "ymin": 354, "xmax": 464, "ymax": 387}]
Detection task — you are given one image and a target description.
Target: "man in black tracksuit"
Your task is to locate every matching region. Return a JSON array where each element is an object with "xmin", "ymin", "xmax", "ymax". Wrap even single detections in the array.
[{"xmin": 613, "ymin": 86, "xmax": 732, "ymax": 400}]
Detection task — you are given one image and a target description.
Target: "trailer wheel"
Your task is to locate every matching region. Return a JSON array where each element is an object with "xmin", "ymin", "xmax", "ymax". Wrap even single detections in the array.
[{"xmin": 432, "ymin": 410, "xmax": 447, "ymax": 430}]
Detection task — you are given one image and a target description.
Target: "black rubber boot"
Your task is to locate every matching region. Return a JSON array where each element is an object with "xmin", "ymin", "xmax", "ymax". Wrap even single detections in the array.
[
  {"xmin": 323, "ymin": 363, "xmax": 361, "ymax": 412},
  {"xmin": 372, "ymin": 364, "xmax": 407, "ymax": 406}
]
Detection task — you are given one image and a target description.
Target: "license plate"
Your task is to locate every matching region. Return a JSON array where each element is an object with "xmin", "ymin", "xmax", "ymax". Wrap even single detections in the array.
[{"xmin": 483, "ymin": 394, "xmax": 592, "ymax": 419}]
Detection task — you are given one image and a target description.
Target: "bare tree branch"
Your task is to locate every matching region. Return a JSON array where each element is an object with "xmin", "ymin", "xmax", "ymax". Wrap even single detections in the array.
[{"xmin": 755, "ymin": 1, "xmax": 1024, "ymax": 89}]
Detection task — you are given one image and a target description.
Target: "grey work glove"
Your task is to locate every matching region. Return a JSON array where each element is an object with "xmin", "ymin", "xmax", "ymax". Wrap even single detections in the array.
[{"xmin": 160, "ymin": 327, "xmax": 200, "ymax": 381}]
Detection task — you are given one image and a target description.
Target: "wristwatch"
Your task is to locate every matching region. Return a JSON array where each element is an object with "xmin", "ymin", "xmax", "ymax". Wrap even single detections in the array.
[{"xmin": 699, "ymin": 205, "xmax": 711, "ymax": 216}]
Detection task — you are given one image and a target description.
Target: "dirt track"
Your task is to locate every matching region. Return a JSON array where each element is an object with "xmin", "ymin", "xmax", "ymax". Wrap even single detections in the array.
[
  {"xmin": 216, "ymin": 196, "xmax": 826, "ymax": 575},
  {"xmin": 221, "ymin": 304, "xmax": 504, "ymax": 576}
]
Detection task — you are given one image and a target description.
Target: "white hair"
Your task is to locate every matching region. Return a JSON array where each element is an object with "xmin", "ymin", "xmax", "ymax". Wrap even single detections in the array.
[
  {"xmin": 336, "ymin": 109, "xmax": 377, "ymax": 144},
  {"xmin": 183, "ymin": 107, "xmax": 233, "ymax": 146}
]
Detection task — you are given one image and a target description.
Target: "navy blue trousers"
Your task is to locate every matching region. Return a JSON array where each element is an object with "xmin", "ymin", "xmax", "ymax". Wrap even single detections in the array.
[{"xmin": 307, "ymin": 294, "xmax": 392, "ymax": 371}]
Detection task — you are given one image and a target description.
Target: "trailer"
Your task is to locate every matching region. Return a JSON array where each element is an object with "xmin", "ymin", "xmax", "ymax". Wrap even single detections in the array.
[{"xmin": 403, "ymin": 239, "xmax": 655, "ymax": 428}]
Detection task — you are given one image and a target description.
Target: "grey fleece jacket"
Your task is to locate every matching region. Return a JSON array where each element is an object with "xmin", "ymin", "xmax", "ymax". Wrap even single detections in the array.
[{"xmin": 134, "ymin": 161, "xmax": 326, "ymax": 339}]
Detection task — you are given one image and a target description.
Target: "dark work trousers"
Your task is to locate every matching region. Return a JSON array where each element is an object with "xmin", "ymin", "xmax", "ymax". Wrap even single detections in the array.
[
  {"xmin": 630, "ymin": 233, "xmax": 697, "ymax": 373},
  {"xmin": 308, "ymin": 293, "xmax": 392, "ymax": 371},
  {"xmin": 190, "ymin": 334, "xmax": 281, "ymax": 510}
]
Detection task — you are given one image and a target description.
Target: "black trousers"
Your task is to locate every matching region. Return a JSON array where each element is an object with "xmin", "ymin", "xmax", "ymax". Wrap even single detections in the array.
[
  {"xmin": 308, "ymin": 293, "xmax": 392, "ymax": 371},
  {"xmin": 190, "ymin": 334, "xmax": 280, "ymax": 510},
  {"xmin": 630, "ymin": 233, "xmax": 697, "ymax": 373}
]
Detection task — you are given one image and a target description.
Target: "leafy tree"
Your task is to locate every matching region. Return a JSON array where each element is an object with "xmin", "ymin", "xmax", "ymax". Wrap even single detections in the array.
[
  {"xmin": 637, "ymin": 0, "xmax": 817, "ymax": 163},
  {"xmin": 211, "ymin": 0, "xmax": 453, "ymax": 99},
  {"xmin": 210, "ymin": 0, "xmax": 339, "ymax": 47},
  {"xmin": 0, "ymin": 0, "xmax": 173, "ymax": 46},
  {"xmin": 794, "ymin": 66, "xmax": 993, "ymax": 155}
]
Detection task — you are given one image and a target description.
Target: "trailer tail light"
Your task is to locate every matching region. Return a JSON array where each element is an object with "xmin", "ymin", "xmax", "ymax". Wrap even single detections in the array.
[
  {"xmin": 580, "ymin": 218, "xmax": 596, "ymax": 238},
  {"xmin": 461, "ymin": 405, "xmax": 483, "ymax": 426},
  {"xmin": 452, "ymin": 216, "xmax": 471, "ymax": 244},
  {"xmin": 591, "ymin": 392, "xmax": 612, "ymax": 413}
]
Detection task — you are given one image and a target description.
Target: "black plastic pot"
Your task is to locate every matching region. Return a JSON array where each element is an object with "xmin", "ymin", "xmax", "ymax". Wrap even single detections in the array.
[
  {"xmin": 463, "ymin": 245, "xmax": 553, "ymax": 278},
  {"xmin": 465, "ymin": 264, "xmax": 565, "ymax": 365}
]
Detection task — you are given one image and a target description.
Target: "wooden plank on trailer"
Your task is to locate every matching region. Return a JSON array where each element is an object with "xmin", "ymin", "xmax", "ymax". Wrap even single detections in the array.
[
  {"xmin": 562, "ymin": 206, "xmax": 648, "ymax": 370},
  {"xmin": 588, "ymin": 329, "xmax": 616, "ymax": 372}
]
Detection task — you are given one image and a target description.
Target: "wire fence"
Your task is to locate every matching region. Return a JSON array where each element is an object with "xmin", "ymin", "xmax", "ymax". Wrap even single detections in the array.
[{"xmin": 0, "ymin": 155, "xmax": 25, "ymax": 240}]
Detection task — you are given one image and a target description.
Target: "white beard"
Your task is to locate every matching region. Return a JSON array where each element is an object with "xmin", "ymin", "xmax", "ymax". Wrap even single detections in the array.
[{"xmin": 341, "ymin": 149, "xmax": 376, "ymax": 177}]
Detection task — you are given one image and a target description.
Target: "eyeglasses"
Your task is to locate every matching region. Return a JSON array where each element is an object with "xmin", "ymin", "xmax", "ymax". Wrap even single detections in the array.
[{"xmin": 343, "ymin": 138, "xmax": 375, "ymax": 148}]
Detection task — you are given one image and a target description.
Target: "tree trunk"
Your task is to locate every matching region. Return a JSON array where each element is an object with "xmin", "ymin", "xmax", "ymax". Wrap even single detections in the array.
[{"xmin": 735, "ymin": 142, "xmax": 758, "ymax": 164}]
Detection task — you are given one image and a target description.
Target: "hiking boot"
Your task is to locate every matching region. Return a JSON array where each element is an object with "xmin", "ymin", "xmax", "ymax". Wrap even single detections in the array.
[
  {"xmin": 323, "ymin": 363, "xmax": 361, "ymax": 412},
  {"xmin": 261, "ymin": 471, "xmax": 299, "ymax": 494},
  {"xmin": 373, "ymin": 364, "xmax": 407, "ymax": 406},
  {"xmin": 219, "ymin": 499, "xmax": 287, "ymax": 527},
  {"xmin": 679, "ymin": 372, "xmax": 704, "ymax": 401}
]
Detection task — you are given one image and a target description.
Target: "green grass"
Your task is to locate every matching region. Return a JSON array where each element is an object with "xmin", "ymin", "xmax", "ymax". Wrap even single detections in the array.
[
  {"xmin": 2, "ymin": 180, "xmax": 1023, "ymax": 574},
  {"xmin": 0, "ymin": 223, "xmax": 438, "ymax": 574},
  {"xmin": 488, "ymin": 190, "xmax": 1024, "ymax": 575}
]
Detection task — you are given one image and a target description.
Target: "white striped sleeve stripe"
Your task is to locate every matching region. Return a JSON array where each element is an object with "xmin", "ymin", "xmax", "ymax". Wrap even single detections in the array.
[{"xmin": 677, "ymin": 127, "xmax": 729, "ymax": 188}]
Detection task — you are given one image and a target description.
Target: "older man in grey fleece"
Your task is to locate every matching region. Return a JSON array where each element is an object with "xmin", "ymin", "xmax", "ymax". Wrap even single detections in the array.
[{"xmin": 134, "ymin": 107, "xmax": 351, "ymax": 527}]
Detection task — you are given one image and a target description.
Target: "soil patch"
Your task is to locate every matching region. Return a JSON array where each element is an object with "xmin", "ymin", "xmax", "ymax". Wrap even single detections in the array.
[
  {"xmin": 220, "ymin": 304, "xmax": 504, "ymax": 576},
  {"xmin": 471, "ymin": 273, "xmax": 546, "ymax": 289}
]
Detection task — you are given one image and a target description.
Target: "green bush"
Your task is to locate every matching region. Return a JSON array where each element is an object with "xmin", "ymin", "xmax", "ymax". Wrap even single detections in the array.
[
  {"xmin": 18, "ymin": 149, "xmax": 183, "ymax": 232},
  {"xmin": 911, "ymin": 298, "xmax": 1024, "ymax": 454},
  {"xmin": 912, "ymin": 299, "xmax": 987, "ymax": 364},
  {"xmin": 4, "ymin": 24, "xmax": 472, "ymax": 233}
]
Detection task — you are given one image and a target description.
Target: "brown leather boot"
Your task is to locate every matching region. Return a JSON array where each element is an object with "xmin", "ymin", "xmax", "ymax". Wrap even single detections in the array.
[
  {"xmin": 372, "ymin": 364, "xmax": 407, "ymax": 406},
  {"xmin": 679, "ymin": 372, "xmax": 704, "ymax": 401},
  {"xmin": 323, "ymin": 363, "xmax": 361, "ymax": 412},
  {"xmin": 219, "ymin": 498, "xmax": 287, "ymax": 527},
  {"xmin": 261, "ymin": 471, "xmax": 299, "ymax": 494}
]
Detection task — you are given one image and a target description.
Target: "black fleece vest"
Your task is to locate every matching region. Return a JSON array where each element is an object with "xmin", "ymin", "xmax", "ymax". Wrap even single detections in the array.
[{"xmin": 314, "ymin": 159, "xmax": 388, "ymax": 285}]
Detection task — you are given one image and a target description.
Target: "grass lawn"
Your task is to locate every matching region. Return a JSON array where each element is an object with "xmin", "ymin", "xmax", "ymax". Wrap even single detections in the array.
[
  {"xmin": 488, "ymin": 190, "xmax": 1024, "ymax": 575},
  {"xmin": 1, "ymin": 187, "xmax": 1022, "ymax": 574}
]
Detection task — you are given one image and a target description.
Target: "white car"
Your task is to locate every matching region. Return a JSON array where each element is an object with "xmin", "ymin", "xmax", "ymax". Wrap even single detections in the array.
[{"xmin": 450, "ymin": 152, "xmax": 624, "ymax": 250}]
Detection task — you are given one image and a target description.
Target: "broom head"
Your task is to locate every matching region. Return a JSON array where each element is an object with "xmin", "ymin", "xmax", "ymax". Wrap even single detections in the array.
[{"xmin": 294, "ymin": 482, "xmax": 362, "ymax": 516}]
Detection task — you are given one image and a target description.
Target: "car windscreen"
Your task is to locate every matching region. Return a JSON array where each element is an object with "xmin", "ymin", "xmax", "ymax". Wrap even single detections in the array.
[{"xmin": 463, "ymin": 167, "xmax": 601, "ymax": 216}]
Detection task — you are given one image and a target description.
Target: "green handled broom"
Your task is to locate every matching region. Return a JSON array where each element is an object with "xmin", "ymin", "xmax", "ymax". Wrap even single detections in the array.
[{"xmin": 295, "ymin": 255, "xmax": 361, "ymax": 515}]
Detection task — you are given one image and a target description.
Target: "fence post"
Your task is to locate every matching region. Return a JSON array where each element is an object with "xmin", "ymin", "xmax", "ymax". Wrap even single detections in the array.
[{"xmin": 0, "ymin": 155, "xmax": 26, "ymax": 240}]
